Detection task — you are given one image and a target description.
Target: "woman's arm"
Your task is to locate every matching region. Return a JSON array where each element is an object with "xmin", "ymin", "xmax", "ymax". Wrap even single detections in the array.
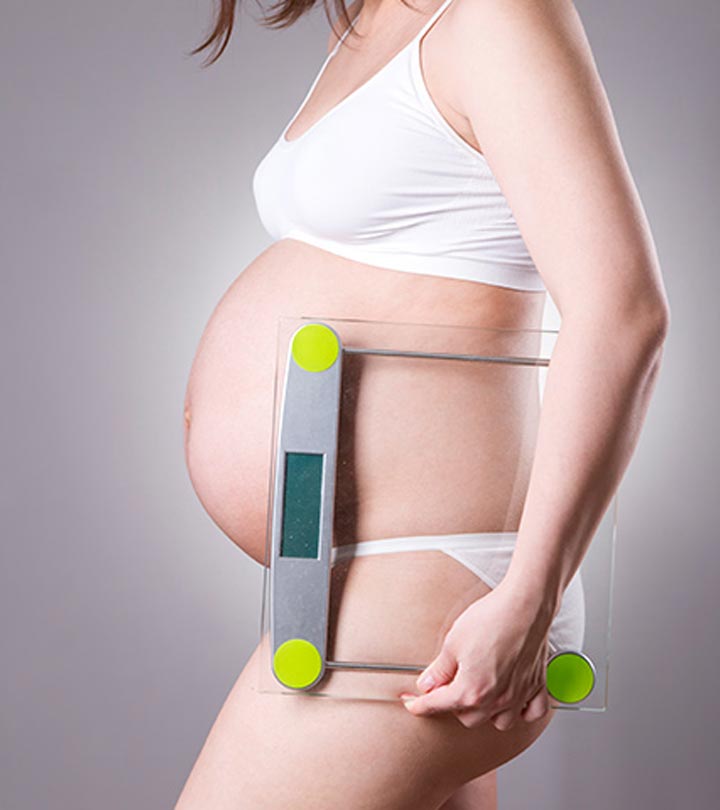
[
  {"xmin": 450, "ymin": 0, "xmax": 670, "ymax": 611},
  {"xmin": 404, "ymin": 0, "xmax": 670, "ymax": 728}
]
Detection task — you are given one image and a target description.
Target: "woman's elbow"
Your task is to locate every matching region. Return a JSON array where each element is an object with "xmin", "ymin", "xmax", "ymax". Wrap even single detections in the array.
[
  {"xmin": 621, "ymin": 290, "xmax": 671, "ymax": 372},
  {"xmin": 561, "ymin": 262, "xmax": 671, "ymax": 346},
  {"xmin": 617, "ymin": 291, "xmax": 671, "ymax": 373}
]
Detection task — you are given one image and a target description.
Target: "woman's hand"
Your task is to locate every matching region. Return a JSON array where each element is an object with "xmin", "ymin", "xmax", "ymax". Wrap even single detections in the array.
[{"xmin": 400, "ymin": 578, "xmax": 557, "ymax": 730}]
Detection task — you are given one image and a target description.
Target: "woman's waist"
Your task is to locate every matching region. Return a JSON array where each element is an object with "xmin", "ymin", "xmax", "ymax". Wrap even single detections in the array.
[
  {"xmin": 245, "ymin": 238, "xmax": 546, "ymax": 332},
  {"xmin": 334, "ymin": 449, "xmax": 536, "ymax": 543},
  {"xmin": 332, "ymin": 382, "xmax": 539, "ymax": 542}
]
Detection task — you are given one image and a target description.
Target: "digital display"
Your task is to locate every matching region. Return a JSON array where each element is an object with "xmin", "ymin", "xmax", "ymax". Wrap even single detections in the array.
[{"xmin": 280, "ymin": 452, "xmax": 324, "ymax": 559}]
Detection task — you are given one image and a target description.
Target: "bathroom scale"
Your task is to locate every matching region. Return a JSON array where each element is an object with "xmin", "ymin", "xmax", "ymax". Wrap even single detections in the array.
[{"xmin": 255, "ymin": 315, "xmax": 618, "ymax": 712}]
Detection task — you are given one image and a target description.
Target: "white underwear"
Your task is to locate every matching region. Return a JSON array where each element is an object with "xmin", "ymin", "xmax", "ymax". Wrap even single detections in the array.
[{"xmin": 331, "ymin": 531, "xmax": 586, "ymax": 657}]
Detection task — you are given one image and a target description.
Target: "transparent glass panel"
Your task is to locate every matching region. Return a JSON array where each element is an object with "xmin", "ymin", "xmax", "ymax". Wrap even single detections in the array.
[{"xmin": 256, "ymin": 315, "xmax": 618, "ymax": 712}]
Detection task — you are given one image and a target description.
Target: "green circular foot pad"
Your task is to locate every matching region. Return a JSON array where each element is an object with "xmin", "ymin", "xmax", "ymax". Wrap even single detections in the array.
[
  {"xmin": 546, "ymin": 650, "xmax": 596, "ymax": 704},
  {"xmin": 273, "ymin": 638, "xmax": 323, "ymax": 689},
  {"xmin": 291, "ymin": 323, "xmax": 339, "ymax": 372}
]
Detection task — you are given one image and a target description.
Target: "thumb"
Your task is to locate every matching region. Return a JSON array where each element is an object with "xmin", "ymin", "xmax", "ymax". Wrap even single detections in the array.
[{"xmin": 416, "ymin": 646, "xmax": 458, "ymax": 693}]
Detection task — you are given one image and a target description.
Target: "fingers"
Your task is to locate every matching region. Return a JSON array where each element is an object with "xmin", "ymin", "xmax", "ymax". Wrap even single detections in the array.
[
  {"xmin": 491, "ymin": 707, "xmax": 519, "ymax": 731},
  {"xmin": 402, "ymin": 678, "xmax": 470, "ymax": 717},
  {"xmin": 404, "ymin": 682, "xmax": 517, "ymax": 729},
  {"xmin": 520, "ymin": 686, "xmax": 551, "ymax": 723},
  {"xmin": 403, "ymin": 665, "xmax": 509, "ymax": 723},
  {"xmin": 402, "ymin": 668, "xmax": 552, "ymax": 730},
  {"xmin": 415, "ymin": 646, "xmax": 458, "ymax": 693},
  {"xmin": 491, "ymin": 678, "xmax": 549, "ymax": 731}
]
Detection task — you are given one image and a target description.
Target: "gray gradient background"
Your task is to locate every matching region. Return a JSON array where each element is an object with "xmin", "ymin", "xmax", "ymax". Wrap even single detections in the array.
[{"xmin": 1, "ymin": 1, "xmax": 717, "ymax": 807}]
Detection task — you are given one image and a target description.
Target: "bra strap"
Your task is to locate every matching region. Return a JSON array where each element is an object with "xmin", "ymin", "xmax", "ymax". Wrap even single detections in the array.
[
  {"xmin": 336, "ymin": 0, "xmax": 456, "ymax": 54},
  {"xmin": 332, "ymin": 7, "xmax": 364, "ymax": 55},
  {"xmin": 414, "ymin": 0, "xmax": 457, "ymax": 43}
]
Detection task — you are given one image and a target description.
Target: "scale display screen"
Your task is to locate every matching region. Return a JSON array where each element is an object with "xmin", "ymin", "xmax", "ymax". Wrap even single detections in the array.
[{"xmin": 279, "ymin": 451, "xmax": 324, "ymax": 559}]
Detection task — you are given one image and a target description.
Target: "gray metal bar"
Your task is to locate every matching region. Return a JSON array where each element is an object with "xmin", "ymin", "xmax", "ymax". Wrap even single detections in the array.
[
  {"xmin": 325, "ymin": 660, "xmax": 426, "ymax": 672},
  {"xmin": 343, "ymin": 347, "xmax": 550, "ymax": 366}
]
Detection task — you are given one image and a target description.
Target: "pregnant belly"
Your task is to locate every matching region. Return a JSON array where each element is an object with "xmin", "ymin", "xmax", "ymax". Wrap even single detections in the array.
[{"xmin": 183, "ymin": 238, "xmax": 546, "ymax": 564}]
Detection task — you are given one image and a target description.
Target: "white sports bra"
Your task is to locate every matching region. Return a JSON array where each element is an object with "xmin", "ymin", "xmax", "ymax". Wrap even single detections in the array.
[{"xmin": 252, "ymin": 0, "xmax": 546, "ymax": 292}]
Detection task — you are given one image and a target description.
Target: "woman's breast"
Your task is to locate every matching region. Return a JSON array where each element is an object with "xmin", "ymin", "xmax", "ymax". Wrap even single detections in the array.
[{"xmin": 183, "ymin": 238, "xmax": 547, "ymax": 564}]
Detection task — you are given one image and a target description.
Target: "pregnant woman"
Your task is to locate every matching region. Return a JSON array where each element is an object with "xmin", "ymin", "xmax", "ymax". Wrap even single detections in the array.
[{"xmin": 176, "ymin": 1, "xmax": 670, "ymax": 808}]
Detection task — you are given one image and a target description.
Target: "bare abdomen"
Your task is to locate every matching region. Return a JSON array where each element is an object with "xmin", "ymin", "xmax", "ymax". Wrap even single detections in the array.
[{"xmin": 183, "ymin": 238, "xmax": 546, "ymax": 563}]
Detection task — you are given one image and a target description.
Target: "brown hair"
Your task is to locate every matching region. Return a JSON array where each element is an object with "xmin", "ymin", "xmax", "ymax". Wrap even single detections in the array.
[{"xmin": 188, "ymin": 1, "xmax": 359, "ymax": 68}]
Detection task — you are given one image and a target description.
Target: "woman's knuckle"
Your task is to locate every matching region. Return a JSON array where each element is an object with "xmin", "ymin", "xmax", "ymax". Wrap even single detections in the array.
[
  {"xmin": 458, "ymin": 713, "xmax": 479, "ymax": 729},
  {"xmin": 461, "ymin": 687, "xmax": 484, "ymax": 708},
  {"xmin": 496, "ymin": 694, "xmax": 514, "ymax": 712},
  {"xmin": 493, "ymin": 682, "xmax": 513, "ymax": 703},
  {"xmin": 458, "ymin": 693, "xmax": 476, "ymax": 710}
]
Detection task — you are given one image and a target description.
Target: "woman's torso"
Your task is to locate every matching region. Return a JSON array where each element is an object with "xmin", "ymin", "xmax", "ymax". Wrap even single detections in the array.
[
  {"xmin": 183, "ymin": 0, "xmax": 548, "ymax": 565},
  {"xmin": 184, "ymin": 242, "xmax": 546, "ymax": 564}
]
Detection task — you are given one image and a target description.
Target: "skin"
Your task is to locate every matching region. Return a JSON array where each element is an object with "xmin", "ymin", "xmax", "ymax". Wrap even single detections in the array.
[
  {"xmin": 400, "ymin": 0, "xmax": 670, "ymax": 732},
  {"xmin": 176, "ymin": 1, "xmax": 669, "ymax": 808}
]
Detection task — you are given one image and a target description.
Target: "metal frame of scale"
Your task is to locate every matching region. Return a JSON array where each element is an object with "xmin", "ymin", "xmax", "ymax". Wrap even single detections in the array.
[{"xmin": 256, "ymin": 315, "xmax": 618, "ymax": 712}]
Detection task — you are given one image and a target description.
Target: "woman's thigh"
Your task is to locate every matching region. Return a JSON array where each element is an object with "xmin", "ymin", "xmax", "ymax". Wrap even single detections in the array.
[
  {"xmin": 175, "ymin": 553, "xmax": 556, "ymax": 810},
  {"xmin": 440, "ymin": 770, "xmax": 497, "ymax": 810}
]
